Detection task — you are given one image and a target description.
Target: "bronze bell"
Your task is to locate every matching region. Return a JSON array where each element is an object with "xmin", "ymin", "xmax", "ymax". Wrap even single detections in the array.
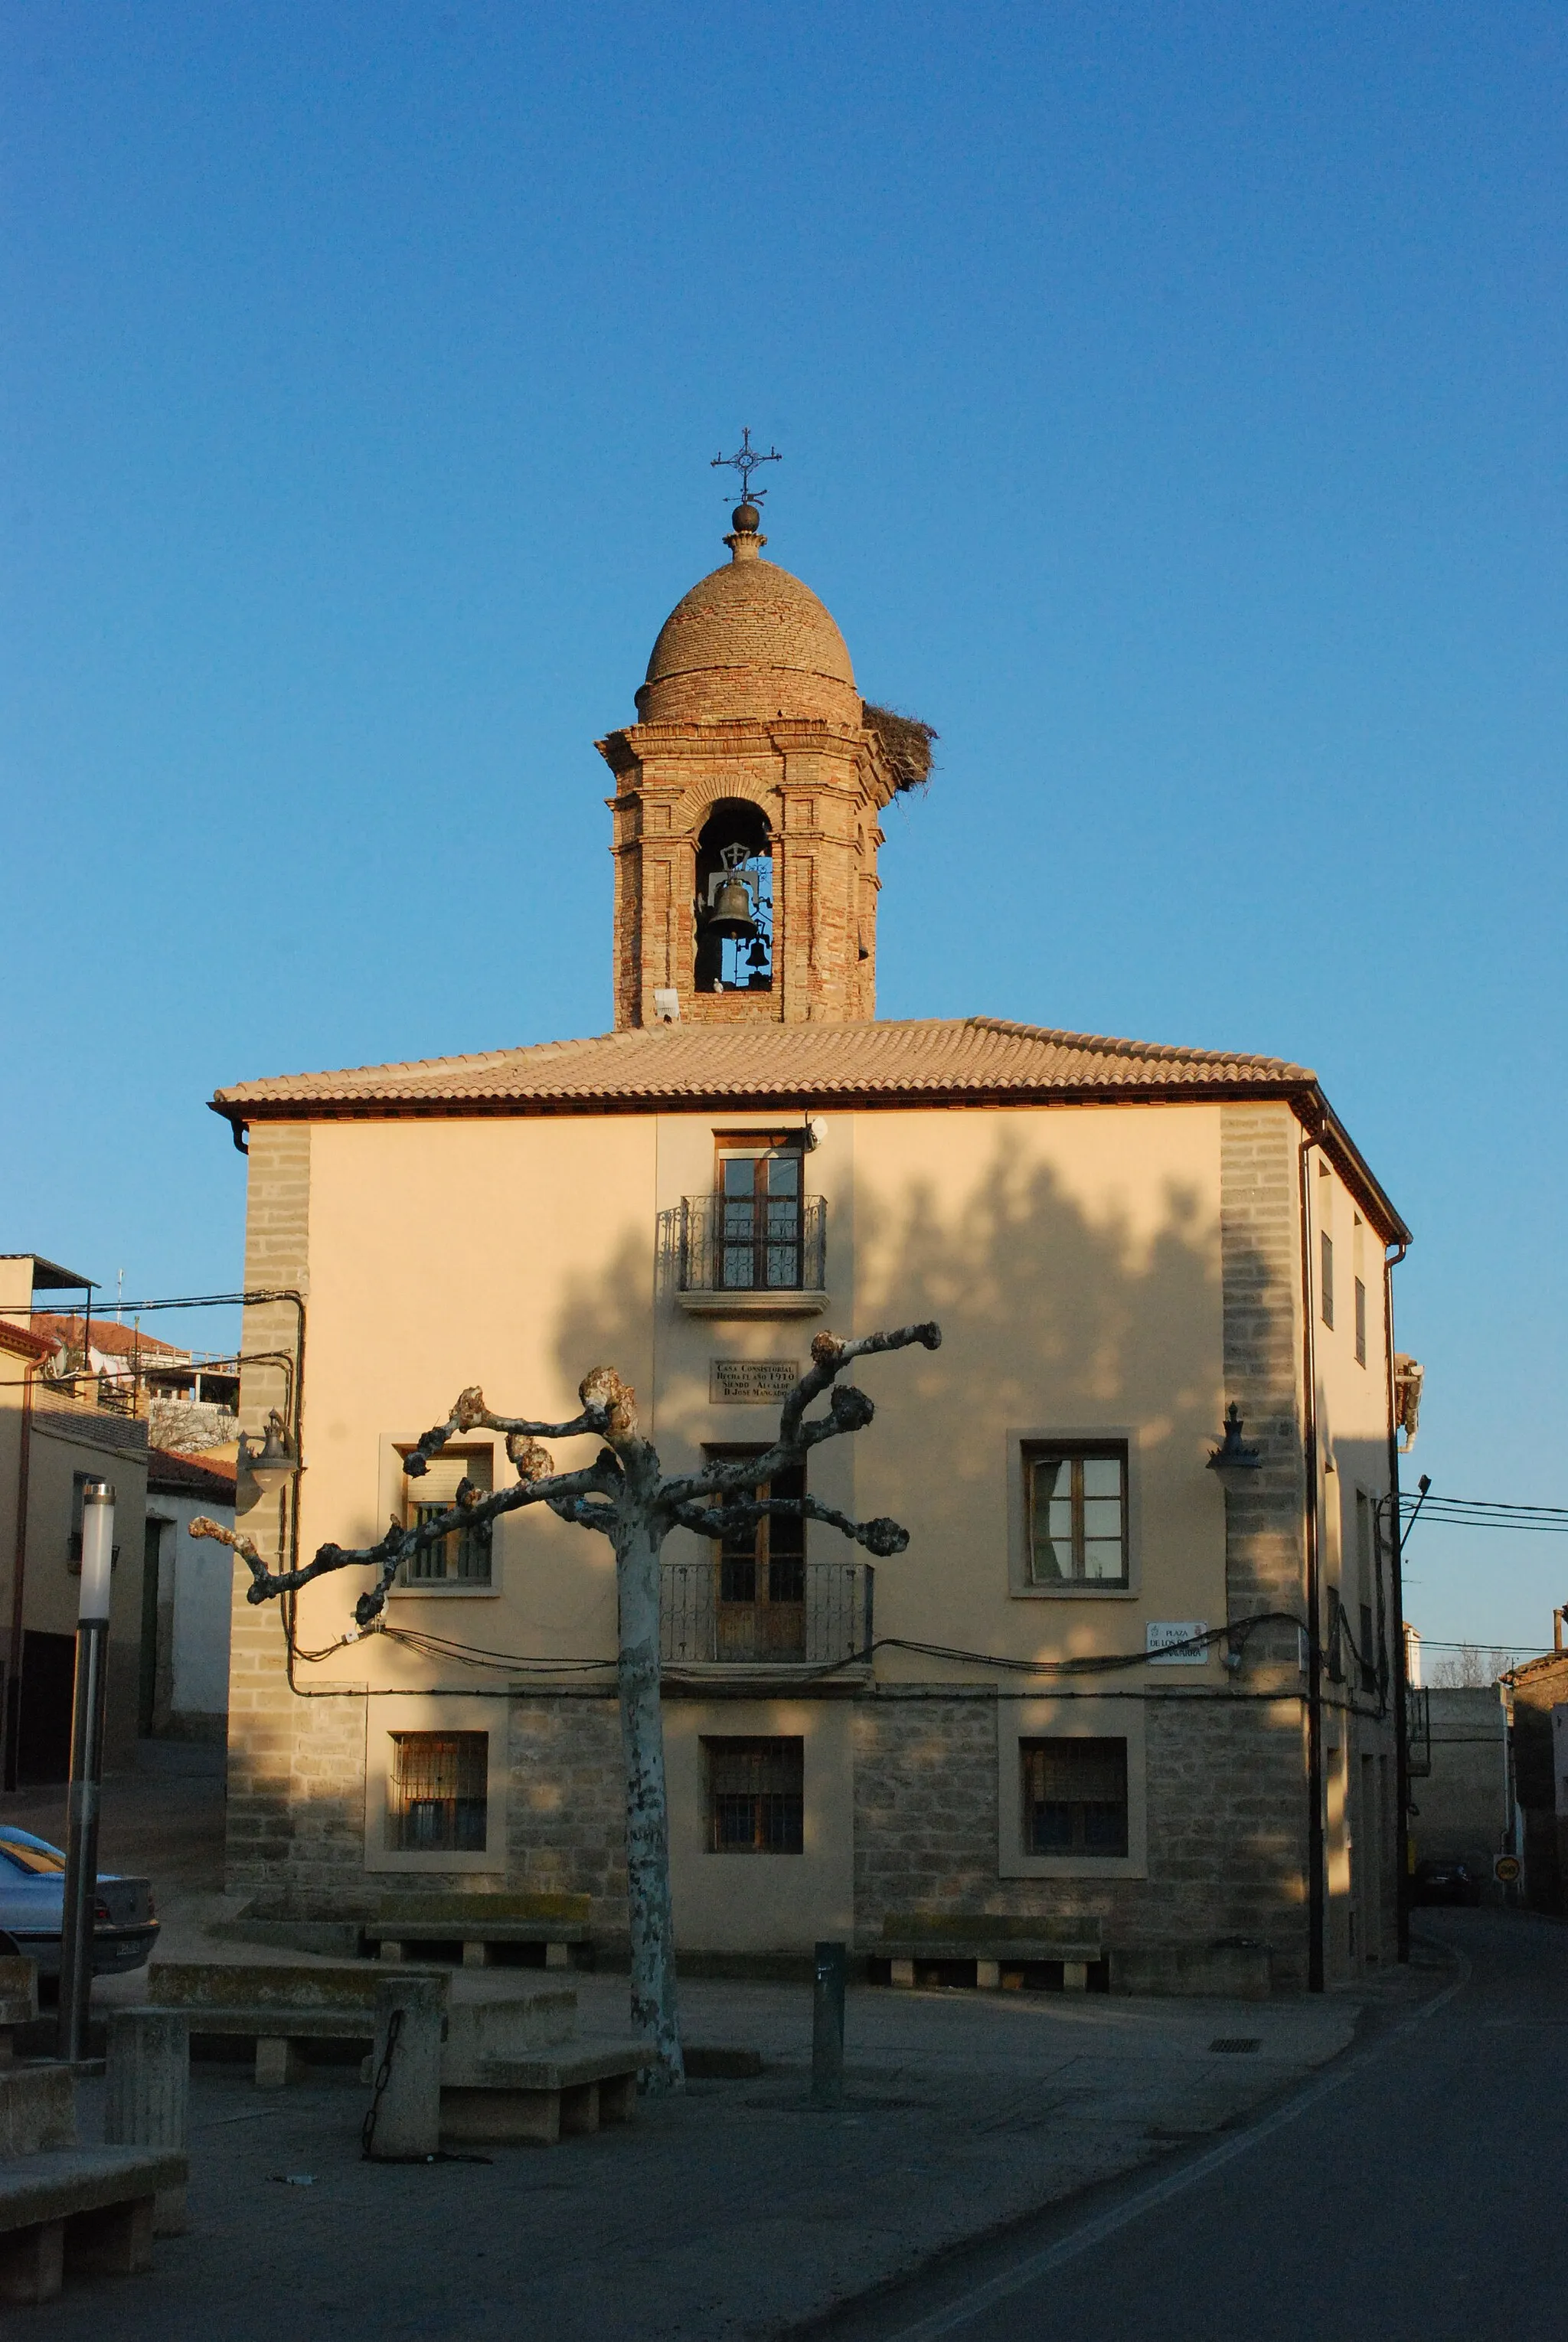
[{"xmin": 707, "ymin": 875, "xmax": 758, "ymax": 938}]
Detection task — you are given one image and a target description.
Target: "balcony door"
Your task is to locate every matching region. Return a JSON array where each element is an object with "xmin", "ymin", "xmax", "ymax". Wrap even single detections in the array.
[
  {"xmin": 717, "ymin": 1139, "xmax": 804, "ymax": 1290},
  {"xmin": 707, "ymin": 1445, "xmax": 806, "ymax": 1661}
]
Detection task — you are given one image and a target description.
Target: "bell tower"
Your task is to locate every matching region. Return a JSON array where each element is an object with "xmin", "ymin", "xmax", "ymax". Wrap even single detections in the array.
[{"xmin": 597, "ymin": 500, "xmax": 927, "ymax": 1030}]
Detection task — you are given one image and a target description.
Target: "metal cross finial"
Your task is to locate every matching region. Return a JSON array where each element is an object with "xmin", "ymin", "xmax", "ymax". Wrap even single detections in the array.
[{"xmin": 711, "ymin": 426, "xmax": 782, "ymax": 506}]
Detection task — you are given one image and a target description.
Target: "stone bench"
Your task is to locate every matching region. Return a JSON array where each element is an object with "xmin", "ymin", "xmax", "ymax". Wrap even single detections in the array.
[
  {"xmin": 0, "ymin": 1960, "xmax": 38, "ymax": 2067},
  {"xmin": 874, "ymin": 1916, "xmax": 1106, "ymax": 1992},
  {"xmin": 0, "ymin": 2061, "xmax": 185, "ymax": 2304},
  {"xmin": 145, "ymin": 1960, "xmax": 452, "ymax": 2088},
  {"xmin": 366, "ymin": 1893, "xmax": 593, "ymax": 1973},
  {"xmin": 439, "ymin": 2044, "xmax": 650, "ymax": 2148}
]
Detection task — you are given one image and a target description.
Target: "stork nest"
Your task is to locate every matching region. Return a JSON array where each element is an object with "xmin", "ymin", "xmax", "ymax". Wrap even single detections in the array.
[{"xmin": 861, "ymin": 701, "xmax": 937, "ymax": 791}]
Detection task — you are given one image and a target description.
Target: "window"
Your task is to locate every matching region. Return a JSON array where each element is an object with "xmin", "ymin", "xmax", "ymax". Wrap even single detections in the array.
[
  {"xmin": 716, "ymin": 1140, "xmax": 804, "ymax": 1290},
  {"xmin": 1354, "ymin": 1277, "xmax": 1367, "ymax": 1367},
  {"xmin": 1359, "ymin": 1602, "xmax": 1377, "ymax": 1694},
  {"xmin": 400, "ymin": 1449, "xmax": 493, "ymax": 1586},
  {"xmin": 704, "ymin": 1736, "xmax": 803, "ymax": 1853},
  {"xmin": 1026, "ymin": 1449, "xmax": 1128, "ymax": 1587},
  {"xmin": 388, "ymin": 1731, "xmax": 488, "ymax": 1851},
  {"xmin": 1021, "ymin": 1739, "xmax": 1128, "ymax": 1857},
  {"xmin": 1320, "ymin": 1232, "xmax": 1334, "ymax": 1330}
]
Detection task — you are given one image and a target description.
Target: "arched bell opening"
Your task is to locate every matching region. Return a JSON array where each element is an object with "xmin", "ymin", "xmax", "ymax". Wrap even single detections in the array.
[{"xmin": 694, "ymin": 801, "xmax": 774, "ymax": 994}]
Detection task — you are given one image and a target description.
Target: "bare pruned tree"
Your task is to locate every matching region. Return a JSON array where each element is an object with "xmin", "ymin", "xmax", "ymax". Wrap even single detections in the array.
[{"xmin": 192, "ymin": 1319, "xmax": 941, "ymax": 2092}]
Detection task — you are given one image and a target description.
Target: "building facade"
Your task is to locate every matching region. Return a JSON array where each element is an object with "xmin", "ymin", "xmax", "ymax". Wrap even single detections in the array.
[
  {"xmin": 0, "ymin": 1256, "xmax": 152, "ymax": 1784},
  {"xmin": 212, "ymin": 505, "xmax": 1413, "ymax": 1991}
]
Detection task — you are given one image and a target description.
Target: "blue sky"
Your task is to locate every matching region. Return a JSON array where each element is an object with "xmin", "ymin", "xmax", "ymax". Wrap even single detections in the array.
[{"xmin": 3, "ymin": 2, "xmax": 1563, "ymax": 1644}]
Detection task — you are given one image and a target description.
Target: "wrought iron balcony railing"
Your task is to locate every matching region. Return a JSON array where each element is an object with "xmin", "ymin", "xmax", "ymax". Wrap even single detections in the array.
[
  {"xmin": 678, "ymin": 1192, "xmax": 825, "ymax": 1293},
  {"xmin": 660, "ymin": 1559, "xmax": 873, "ymax": 1669}
]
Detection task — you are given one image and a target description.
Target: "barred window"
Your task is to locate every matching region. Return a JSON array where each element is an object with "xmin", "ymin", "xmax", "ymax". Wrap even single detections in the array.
[
  {"xmin": 401, "ymin": 1449, "xmax": 493, "ymax": 1586},
  {"xmin": 704, "ymin": 1736, "xmax": 804, "ymax": 1854},
  {"xmin": 1021, "ymin": 1738, "xmax": 1128, "ymax": 1857},
  {"xmin": 389, "ymin": 1731, "xmax": 488, "ymax": 1852},
  {"xmin": 1354, "ymin": 1276, "xmax": 1367, "ymax": 1367},
  {"xmin": 1027, "ymin": 1449, "xmax": 1128, "ymax": 1586}
]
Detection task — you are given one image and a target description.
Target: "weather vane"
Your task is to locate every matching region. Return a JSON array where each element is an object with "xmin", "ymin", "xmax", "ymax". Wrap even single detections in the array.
[{"xmin": 711, "ymin": 426, "xmax": 782, "ymax": 507}]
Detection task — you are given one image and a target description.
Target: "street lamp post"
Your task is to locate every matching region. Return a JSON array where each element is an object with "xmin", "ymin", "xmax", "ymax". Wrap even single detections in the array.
[{"xmin": 57, "ymin": 1477, "xmax": 113, "ymax": 2064}]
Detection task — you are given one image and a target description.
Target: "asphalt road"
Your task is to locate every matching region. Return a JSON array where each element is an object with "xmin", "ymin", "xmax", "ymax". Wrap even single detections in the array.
[{"xmin": 812, "ymin": 1909, "xmax": 1562, "ymax": 2342}]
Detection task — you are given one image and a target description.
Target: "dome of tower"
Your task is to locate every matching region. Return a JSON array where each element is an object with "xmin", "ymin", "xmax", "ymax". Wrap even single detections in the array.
[{"xmin": 637, "ymin": 511, "xmax": 861, "ymax": 727}]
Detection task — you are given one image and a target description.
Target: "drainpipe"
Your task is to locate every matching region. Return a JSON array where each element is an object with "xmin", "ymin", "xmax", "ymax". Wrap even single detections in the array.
[
  {"xmin": 4, "ymin": 1361, "xmax": 34, "ymax": 1791},
  {"xmin": 1298, "ymin": 1133, "xmax": 1325, "ymax": 1993},
  {"xmin": 1383, "ymin": 1239, "xmax": 1410, "ymax": 1963}
]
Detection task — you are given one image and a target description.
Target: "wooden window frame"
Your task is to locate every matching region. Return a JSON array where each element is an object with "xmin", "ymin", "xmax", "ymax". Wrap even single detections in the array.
[
  {"xmin": 712, "ymin": 1134, "xmax": 807, "ymax": 1292},
  {"xmin": 1024, "ymin": 1444, "xmax": 1129, "ymax": 1589}
]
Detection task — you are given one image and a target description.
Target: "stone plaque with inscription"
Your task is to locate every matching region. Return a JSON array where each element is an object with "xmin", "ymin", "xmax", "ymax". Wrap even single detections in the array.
[{"xmin": 710, "ymin": 1359, "xmax": 801, "ymax": 1404}]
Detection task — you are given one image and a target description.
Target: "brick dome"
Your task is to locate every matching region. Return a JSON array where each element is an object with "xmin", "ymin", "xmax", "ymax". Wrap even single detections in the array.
[{"xmin": 636, "ymin": 520, "xmax": 860, "ymax": 726}]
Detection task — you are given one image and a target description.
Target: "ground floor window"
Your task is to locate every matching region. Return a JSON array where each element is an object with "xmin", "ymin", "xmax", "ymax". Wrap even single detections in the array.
[
  {"xmin": 389, "ymin": 1730, "xmax": 488, "ymax": 1851},
  {"xmin": 704, "ymin": 1735, "xmax": 804, "ymax": 1853},
  {"xmin": 1021, "ymin": 1737, "xmax": 1129, "ymax": 1857}
]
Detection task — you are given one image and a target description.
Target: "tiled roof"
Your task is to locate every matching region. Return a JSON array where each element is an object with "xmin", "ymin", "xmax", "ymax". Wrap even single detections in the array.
[
  {"xmin": 212, "ymin": 1016, "xmax": 1315, "ymax": 1114},
  {"xmin": 210, "ymin": 1014, "xmax": 1409, "ymax": 1242},
  {"xmin": 32, "ymin": 1314, "xmax": 186, "ymax": 1361},
  {"xmin": 147, "ymin": 1447, "xmax": 237, "ymax": 1501}
]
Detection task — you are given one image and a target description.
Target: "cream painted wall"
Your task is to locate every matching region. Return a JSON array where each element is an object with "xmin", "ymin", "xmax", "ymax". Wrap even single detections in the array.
[
  {"xmin": 289, "ymin": 1113, "xmax": 656, "ymax": 1682},
  {"xmin": 850, "ymin": 1104, "xmax": 1228, "ymax": 1679},
  {"xmin": 282, "ymin": 1100, "xmax": 1236, "ymax": 1691}
]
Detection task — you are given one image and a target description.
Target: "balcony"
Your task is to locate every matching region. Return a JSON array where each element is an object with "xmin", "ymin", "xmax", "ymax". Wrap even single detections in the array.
[
  {"xmin": 672, "ymin": 1193, "xmax": 827, "ymax": 1316},
  {"xmin": 660, "ymin": 1560, "xmax": 873, "ymax": 1671}
]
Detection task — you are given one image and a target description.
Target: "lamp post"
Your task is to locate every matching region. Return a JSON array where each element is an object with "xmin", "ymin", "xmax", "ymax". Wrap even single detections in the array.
[{"xmin": 57, "ymin": 1478, "xmax": 113, "ymax": 2064}]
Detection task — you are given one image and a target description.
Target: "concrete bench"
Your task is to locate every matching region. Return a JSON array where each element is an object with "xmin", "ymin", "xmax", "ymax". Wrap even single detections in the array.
[
  {"xmin": 0, "ymin": 1961, "xmax": 38, "ymax": 2067},
  {"xmin": 366, "ymin": 1893, "xmax": 593, "ymax": 1973},
  {"xmin": 874, "ymin": 1916, "xmax": 1106, "ymax": 1992},
  {"xmin": 0, "ymin": 2062, "xmax": 185, "ymax": 2304},
  {"xmin": 145, "ymin": 1961, "xmax": 451, "ymax": 2088},
  {"xmin": 439, "ymin": 2044, "xmax": 650, "ymax": 2147}
]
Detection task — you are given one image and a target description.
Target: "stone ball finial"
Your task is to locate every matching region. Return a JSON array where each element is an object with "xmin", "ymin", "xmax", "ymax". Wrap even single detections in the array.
[{"xmin": 732, "ymin": 501, "xmax": 762, "ymax": 533}]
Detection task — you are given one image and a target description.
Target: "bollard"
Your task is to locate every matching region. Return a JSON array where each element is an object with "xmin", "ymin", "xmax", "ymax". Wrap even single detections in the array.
[
  {"xmin": 364, "ymin": 1974, "xmax": 445, "ymax": 2160},
  {"xmin": 105, "ymin": 2009, "xmax": 189, "ymax": 2234},
  {"xmin": 811, "ymin": 1940, "xmax": 846, "ymax": 2111}
]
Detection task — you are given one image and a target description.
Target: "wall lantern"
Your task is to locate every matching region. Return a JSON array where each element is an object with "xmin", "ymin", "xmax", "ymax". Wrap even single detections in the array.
[
  {"xmin": 239, "ymin": 1407, "xmax": 302, "ymax": 1499},
  {"xmin": 1207, "ymin": 1403, "xmax": 1261, "ymax": 1480}
]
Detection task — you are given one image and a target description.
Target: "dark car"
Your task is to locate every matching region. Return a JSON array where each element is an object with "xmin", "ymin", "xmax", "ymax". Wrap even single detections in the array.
[
  {"xmin": 1412, "ymin": 1856, "xmax": 1481, "ymax": 1907},
  {"xmin": 0, "ymin": 1826, "xmax": 159, "ymax": 1975}
]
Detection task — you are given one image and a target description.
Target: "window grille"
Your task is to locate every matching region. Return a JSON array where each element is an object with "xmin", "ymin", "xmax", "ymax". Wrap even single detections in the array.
[
  {"xmin": 1027, "ymin": 1449, "xmax": 1128, "ymax": 1586},
  {"xmin": 389, "ymin": 1731, "xmax": 488, "ymax": 1852},
  {"xmin": 1354, "ymin": 1276, "xmax": 1367, "ymax": 1366},
  {"xmin": 401, "ymin": 1449, "xmax": 493, "ymax": 1585},
  {"xmin": 1021, "ymin": 1738, "xmax": 1129, "ymax": 1857},
  {"xmin": 1321, "ymin": 1232, "xmax": 1334, "ymax": 1329},
  {"xmin": 704, "ymin": 1736, "xmax": 804, "ymax": 1854}
]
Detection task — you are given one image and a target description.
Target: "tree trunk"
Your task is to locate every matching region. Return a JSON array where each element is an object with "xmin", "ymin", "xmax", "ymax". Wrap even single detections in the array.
[{"xmin": 615, "ymin": 1517, "xmax": 684, "ymax": 2092}]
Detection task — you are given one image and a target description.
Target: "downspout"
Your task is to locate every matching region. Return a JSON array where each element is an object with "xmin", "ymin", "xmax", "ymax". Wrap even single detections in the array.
[
  {"xmin": 5, "ymin": 1362, "xmax": 34, "ymax": 1791},
  {"xmin": 1298, "ymin": 1132, "xmax": 1325, "ymax": 1993},
  {"xmin": 1384, "ymin": 1238, "xmax": 1410, "ymax": 1962}
]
